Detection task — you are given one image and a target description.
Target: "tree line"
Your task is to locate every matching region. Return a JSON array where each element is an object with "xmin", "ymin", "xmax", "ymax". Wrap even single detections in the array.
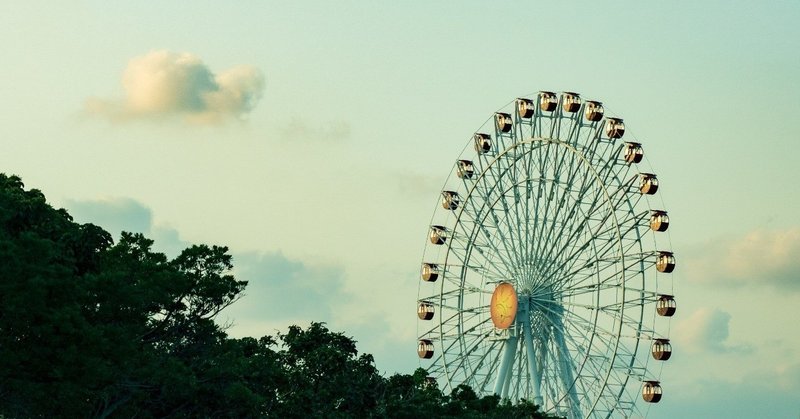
[{"xmin": 0, "ymin": 174, "xmax": 560, "ymax": 418}]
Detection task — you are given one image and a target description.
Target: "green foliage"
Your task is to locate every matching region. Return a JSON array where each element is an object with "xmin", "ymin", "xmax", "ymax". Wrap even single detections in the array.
[
  {"xmin": 0, "ymin": 174, "xmax": 257, "ymax": 417},
  {"xmin": 273, "ymin": 322, "xmax": 383, "ymax": 418},
  {"xmin": 0, "ymin": 174, "xmax": 561, "ymax": 418}
]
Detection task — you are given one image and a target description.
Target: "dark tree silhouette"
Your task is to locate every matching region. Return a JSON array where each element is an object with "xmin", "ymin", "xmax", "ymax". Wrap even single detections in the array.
[{"xmin": 0, "ymin": 174, "xmax": 561, "ymax": 418}]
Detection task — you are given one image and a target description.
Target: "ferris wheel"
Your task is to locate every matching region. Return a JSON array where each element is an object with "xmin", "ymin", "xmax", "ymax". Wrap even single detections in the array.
[{"xmin": 416, "ymin": 91, "xmax": 676, "ymax": 418}]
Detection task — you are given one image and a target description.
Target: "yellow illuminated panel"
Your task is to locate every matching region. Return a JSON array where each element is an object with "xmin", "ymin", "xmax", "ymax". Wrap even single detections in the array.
[{"xmin": 490, "ymin": 282, "xmax": 517, "ymax": 329}]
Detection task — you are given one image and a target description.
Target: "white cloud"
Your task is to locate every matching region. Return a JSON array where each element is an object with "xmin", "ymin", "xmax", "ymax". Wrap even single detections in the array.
[
  {"xmin": 85, "ymin": 50, "xmax": 264, "ymax": 124},
  {"xmin": 673, "ymin": 308, "xmax": 751, "ymax": 354},
  {"xmin": 684, "ymin": 227, "xmax": 800, "ymax": 292}
]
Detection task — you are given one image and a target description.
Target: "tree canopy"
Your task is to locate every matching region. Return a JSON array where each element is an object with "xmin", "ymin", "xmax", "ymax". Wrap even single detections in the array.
[{"xmin": 0, "ymin": 174, "xmax": 560, "ymax": 418}]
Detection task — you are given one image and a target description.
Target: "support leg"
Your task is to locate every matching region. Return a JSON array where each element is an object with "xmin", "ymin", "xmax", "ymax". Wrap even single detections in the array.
[
  {"xmin": 553, "ymin": 316, "xmax": 582, "ymax": 419},
  {"xmin": 521, "ymin": 318, "xmax": 544, "ymax": 406},
  {"xmin": 493, "ymin": 332, "xmax": 518, "ymax": 397}
]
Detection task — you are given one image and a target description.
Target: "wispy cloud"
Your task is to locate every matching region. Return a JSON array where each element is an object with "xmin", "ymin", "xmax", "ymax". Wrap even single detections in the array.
[
  {"xmin": 684, "ymin": 227, "xmax": 800, "ymax": 292},
  {"xmin": 659, "ymin": 362, "xmax": 800, "ymax": 418},
  {"xmin": 85, "ymin": 50, "xmax": 264, "ymax": 124},
  {"xmin": 222, "ymin": 251, "xmax": 349, "ymax": 334},
  {"xmin": 63, "ymin": 197, "xmax": 188, "ymax": 258},
  {"xmin": 673, "ymin": 308, "xmax": 752, "ymax": 354}
]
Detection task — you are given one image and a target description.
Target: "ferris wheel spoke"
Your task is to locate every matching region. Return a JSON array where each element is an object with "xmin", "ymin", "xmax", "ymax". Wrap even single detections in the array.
[
  {"xmin": 530, "ymin": 143, "xmax": 573, "ymax": 263},
  {"xmin": 448, "ymin": 332, "xmax": 494, "ymax": 382},
  {"xmin": 470, "ymin": 339, "xmax": 504, "ymax": 390},
  {"xmin": 564, "ymin": 115, "xmax": 585, "ymax": 146},
  {"xmin": 471, "ymin": 251, "xmax": 514, "ymax": 284},
  {"xmin": 531, "ymin": 307, "xmax": 593, "ymax": 374},
  {"xmin": 549, "ymin": 207, "xmax": 643, "ymax": 292},
  {"xmin": 603, "ymin": 175, "xmax": 644, "ymax": 213},
  {"xmin": 494, "ymin": 193, "xmax": 525, "ymax": 268},
  {"xmin": 517, "ymin": 139, "xmax": 549, "ymax": 269},
  {"xmin": 534, "ymin": 176, "xmax": 600, "ymax": 281},
  {"xmin": 533, "ymin": 151, "xmax": 585, "ymax": 276},
  {"xmin": 434, "ymin": 310, "xmax": 484, "ymax": 339},
  {"xmin": 527, "ymin": 140, "xmax": 550, "ymax": 280},
  {"xmin": 562, "ymin": 318, "xmax": 628, "ymax": 375},
  {"xmin": 536, "ymin": 299, "xmax": 620, "ymax": 366},
  {"xmin": 559, "ymin": 323, "xmax": 624, "ymax": 404},
  {"xmin": 562, "ymin": 232, "xmax": 653, "ymax": 286},
  {"xmin": 551, "ymin": 246, "xmax": 617, "ymax": 293},
  {"xmin": 496, "ymin": 165, "xmax": 548, "ymax": 271},
  {"xmin": 467, "ymin": 160, "xmax": 517, "ymax": 244},
  {"xmin": 448, "ymin": 221, "xmax": 514, "ymax": 282},
  {"xmin": 495, "ymin": 146, "xmax": 530, "ymax": 268},
  {"xmin": 459, "ymin": 184, "xmax": 522, "ymax": 274},
  {"xmin": 562, "ymin": 296, "xmax": 650, "ymax": 332},
  {"xmin": 555, "ymin": 283, "xmax": 622, "ymax": 304},
  {"xmin": 558, "ymin": 265, "xmax": 623, "ymax": 296},
  {"xmin": 545, "ymin": 317, "xmax": 587, "ymax": 417},
  {"xmin": 535, "ymin": 174, "xmax": 619, "ymax": 283}
]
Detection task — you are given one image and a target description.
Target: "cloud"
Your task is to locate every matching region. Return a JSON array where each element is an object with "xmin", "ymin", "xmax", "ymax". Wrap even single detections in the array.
[
  {"xmin": 221, "ymin": 251, "xmax": 349, "ymax": 335},
  {"xmin": 65, "ymin": 197, "xmax": 152, "ymax": 235},
  {"xmin": 341, "ymin": 316, "xmax": 420, "ymax": 375},
  {"xmin": 651, "ymin": 363, "xmax": 800, "ymax": 419},
  {"xmin": 85, "ymin": 50, "xmax": 264, "ymax": 124},
  {"xmin": 63, "ymin": 197, "xmax": 188, "ymax": 258},
  {"xmin": 673, "ymin": 308, "xmax": 751, "ymax": 354},
  {"xmin": 684, "ymin": 227, "xmax": 800, "ymax": 292},
  {"xmin": 220, "ymin": 254, "xmax": 423, "ymax": 374}
]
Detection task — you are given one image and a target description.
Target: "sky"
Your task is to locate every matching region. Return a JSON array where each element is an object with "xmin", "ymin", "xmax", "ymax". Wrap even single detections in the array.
[{"xmin": 1, "ymin": 1, "xmax": 799, "ymax": 417}]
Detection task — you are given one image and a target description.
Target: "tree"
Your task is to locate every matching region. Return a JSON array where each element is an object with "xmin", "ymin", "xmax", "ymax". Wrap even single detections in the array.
[
  {"xmin": 271, "ymin": 322, "xmax": 384, "ymax": 418},
  {"xmin": 379, "ymin": 367, "xmax": 445, "ymax": 418},
  {"xmin": 0, "ymin": 174, "xmax": 266, "ymax": 417},
  {"xmin": 0, "ymin": 173, "xmax": 562, "ymax": 418},
  {"xmin": 0, "ymin": 174, "xmax": 114, "ymax": 416}
]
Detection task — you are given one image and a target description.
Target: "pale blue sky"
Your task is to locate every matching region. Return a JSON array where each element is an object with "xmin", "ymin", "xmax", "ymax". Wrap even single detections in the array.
[{"xmin": 1, "ymin": 2, "xmax": 799, "ymax": 417}]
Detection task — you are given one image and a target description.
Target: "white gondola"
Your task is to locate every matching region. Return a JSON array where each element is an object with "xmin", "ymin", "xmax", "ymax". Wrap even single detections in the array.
[
  {"xmin": 457, "ymin": 160, "xmax": 474, "ymax": 179},
  {"xmin": 429, "ymin": 225, "xmax": 448, "ymax": 245},
  {"xmin": 606, "ymin": 117, "xmax": 626, "ymax": 139},
  {"xmin": 441, "ymin": 191, "xmax": 460, "ymax": 210},
  {"xmin": 650, "ymin": 210, "xmax": 669, "ymax": 232},
  {"xmin": 495, "ymin": 112, "xmax": 513, "ymax": 133},
  {"xmin": 421, "ymin": 263, "xmax": 440, "ymax": 282},
  {"xmin": 517, "ymin": 98, "xmax": 535, "ymax": 118},
  {"xmin": 418, "ymin": 339, "xmax": 434, "ymax": 359},
  {"xmin": 562, "ymin": 92, "xmax": 581, "ymax": 113},
  {"xmin": 539, "ymin": 91, "xmax": 558, "ymax": 112},
  {"xmin": 474, "ymin": 133, "xmax": 492, "ymax": 154},
  {"xmin": 417, "ymin": 301, "xmax": 435, "ymax": 320},
  {"xmin": 652, "ymin": 339, "xmax": 672, "ymax": 361},
  {"xmin": 639, "ymin": 173, "xmax": 659, "ymax": 195},
  {"xmin": 656, "ymin": 295, "xmax": 676, "ymax": 317},
  {"xmin": 642, "ymin": 381, "xmax": 663, "ymax": 403},
  {"xmin": 624, "ymin": 142, "xmax": 643, "ymax": 163},
  {"xmin": 584, "ymin": 100, "xmax": 604, "ymax": 121},
  {"xmin": 656, "ymin": 251, "xmax": 676, "ymax": 273}
]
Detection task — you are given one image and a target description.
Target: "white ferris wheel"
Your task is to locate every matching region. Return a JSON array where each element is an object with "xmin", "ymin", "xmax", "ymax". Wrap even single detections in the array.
[{"xmin": 416, "ymin": 91, "xmax": 676, "ymax": 418}]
